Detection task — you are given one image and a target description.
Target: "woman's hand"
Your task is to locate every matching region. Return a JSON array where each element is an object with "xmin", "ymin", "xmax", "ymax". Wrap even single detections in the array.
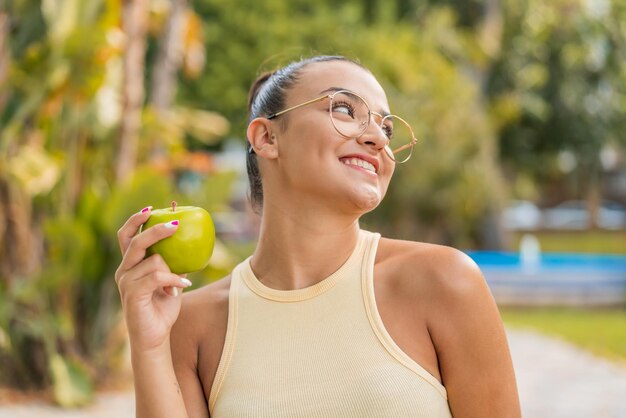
[{"xmin": 115, "ymin": 206, "xmax": 192, "ymax": 353}]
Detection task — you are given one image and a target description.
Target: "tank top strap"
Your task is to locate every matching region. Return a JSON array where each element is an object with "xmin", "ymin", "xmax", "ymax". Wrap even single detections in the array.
[
  {"xmin": 208, "ymin": 263, "xmax": 241, "ymax": 411},
  {"xmin": 360, "ymin": 231, "xmax": 448, "ymax": 398}
]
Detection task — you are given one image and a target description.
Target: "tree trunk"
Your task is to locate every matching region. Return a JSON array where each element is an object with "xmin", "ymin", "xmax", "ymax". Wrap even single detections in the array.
[
  {"xmin": 116, "ymin": 0, "xmax": 149, "ymax": 185},
  {"xmin": 478, "ymin": 0, "xmax": 503, "ymax": 58},
  {"xmin": 0, "ymin": 178, "xmax": 37, "ymax": 283},
  {"xmin": 0, "ymin": 13, "xmax": 34, "ymax": 283},
  {"xmin": 149, "ymin": 0, "xmax": 188, "ymax": 159},
  {"xmin": 151, "ymin": 0, "xmax": 188, "ymax": 111},
  {"xmin": 476, "ymin": 0, "xmax": 507, "ymax": 250},
  {"xmin": 0, "ymin": 12, "xmax": 9, "ymax": 112}
]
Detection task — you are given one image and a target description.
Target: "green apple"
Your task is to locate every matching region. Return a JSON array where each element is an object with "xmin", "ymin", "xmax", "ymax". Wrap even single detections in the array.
[{"xmin": 141, "ymin": 201, "xmax": 215, "ymax": 274}]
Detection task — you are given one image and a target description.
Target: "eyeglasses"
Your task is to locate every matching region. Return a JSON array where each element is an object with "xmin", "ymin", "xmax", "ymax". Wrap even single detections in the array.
[{"xmin": 257, "ymin": 89, "xmax": 418, "ymax": 163}]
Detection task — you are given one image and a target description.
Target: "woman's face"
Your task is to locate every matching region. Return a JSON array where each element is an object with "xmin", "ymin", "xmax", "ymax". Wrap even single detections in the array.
[{"xmin": 270, "ymin": 61, "xmax": 396, "ymax": 214}]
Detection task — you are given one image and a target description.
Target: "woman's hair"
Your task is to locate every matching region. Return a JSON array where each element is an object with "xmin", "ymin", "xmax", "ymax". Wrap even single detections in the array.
[{"xmin": 246, "ymin": 55, "xmax": 364, "ymax": 214}]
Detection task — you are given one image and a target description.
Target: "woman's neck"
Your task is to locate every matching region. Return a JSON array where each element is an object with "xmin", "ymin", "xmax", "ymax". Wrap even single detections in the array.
[{"xmin": 249, "ymin": 200, "xmax": 361, "ymax": 291}]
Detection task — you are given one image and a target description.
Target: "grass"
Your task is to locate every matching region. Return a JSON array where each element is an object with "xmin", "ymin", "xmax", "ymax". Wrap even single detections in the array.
[
  {"xmin": 512, "ymin": 230, "xmax": 626, "ymax": 254},
  {"xmin": 500, "ymin": 307, "xmax": 626, "ymax": 364}
]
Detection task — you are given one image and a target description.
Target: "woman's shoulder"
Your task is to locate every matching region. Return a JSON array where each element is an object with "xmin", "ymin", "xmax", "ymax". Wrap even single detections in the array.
[
  {"xmin": 375, "ymin": 235, "xmax": 487, "ymax": 301},
  {"xmin": 182, "ymin": 275, "xmax": 231, "ymax": 316},
  {"xmin": 174, "ymin": 275, "xmax": 231, "ymax": 341},
  {"xmin": 375, "ymin": 236, "xmax": 497, "ymax": 347}
]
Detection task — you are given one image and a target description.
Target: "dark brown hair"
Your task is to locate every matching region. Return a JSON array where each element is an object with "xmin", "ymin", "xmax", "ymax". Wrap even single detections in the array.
[{"xmin": 246, "ymin": 55, "xmax": 364, "ymax": 214}]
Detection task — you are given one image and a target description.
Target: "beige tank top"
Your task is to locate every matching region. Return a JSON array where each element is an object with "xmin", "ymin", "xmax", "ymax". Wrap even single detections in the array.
[{"xmin": 209, "ymin": 229, "xmax": 452, "ymax": 417}]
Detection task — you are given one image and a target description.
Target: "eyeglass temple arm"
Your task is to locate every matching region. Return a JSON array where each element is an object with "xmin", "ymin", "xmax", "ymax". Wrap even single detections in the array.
[
  {"xmin": 266, "ymin": 95, "xmax": 330, "ymax": 119},
  {"xmin": 391, "ymin": 137, "xmax": 418, "ymax": 154}
]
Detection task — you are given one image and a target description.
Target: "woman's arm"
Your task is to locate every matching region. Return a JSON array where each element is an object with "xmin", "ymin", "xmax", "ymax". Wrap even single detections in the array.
[
  {"xmin": 131, "ymin": 287, "xmax": 211, "ymax": 418},
  {"xmin": 131, "ymin": 340, "xmax": 190, "ymax": 417},
  {"xmin": 427, "ymin": 248, "xmax": 521, "ymax": 418},
  {"xmin": 115, "ymin": 208, "xmax": 204, "ymax": 418},
  {"xmin": 170, "ymin": 293, "xmax": 212, "ymax": 418}
]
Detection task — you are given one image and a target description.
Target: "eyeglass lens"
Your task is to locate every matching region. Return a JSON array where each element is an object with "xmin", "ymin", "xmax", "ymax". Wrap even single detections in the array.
[{"xmin": 329, "ymin": 92, "xmax": 414, "ymax": 163}]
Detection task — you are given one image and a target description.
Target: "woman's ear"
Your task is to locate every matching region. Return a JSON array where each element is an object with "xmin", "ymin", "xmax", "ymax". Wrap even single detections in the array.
[{"xmin": 247, "ymin": 118, "xmax": 279, "ymax": 159}]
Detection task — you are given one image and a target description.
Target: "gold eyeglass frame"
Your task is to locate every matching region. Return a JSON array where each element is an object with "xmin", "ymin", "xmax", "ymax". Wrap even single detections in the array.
[{"xmin": 263, "ymin": 89, "xmax": 418, "ymax": 163}]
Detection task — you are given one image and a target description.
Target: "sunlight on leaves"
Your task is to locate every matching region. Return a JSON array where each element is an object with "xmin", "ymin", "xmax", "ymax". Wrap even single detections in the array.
[
  {"xmin": 49, "ymin": 353, "xmax": 93, "ymax": 408},
  {"xmin": 7, "ymin": 143, "xmax": 62, "ymax": 196}
]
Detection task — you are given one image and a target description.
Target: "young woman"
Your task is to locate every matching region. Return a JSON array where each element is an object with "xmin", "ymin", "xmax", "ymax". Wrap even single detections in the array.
[{"xmin": 115, "ymin": 56, "xmax": 521, "ymax": 417}]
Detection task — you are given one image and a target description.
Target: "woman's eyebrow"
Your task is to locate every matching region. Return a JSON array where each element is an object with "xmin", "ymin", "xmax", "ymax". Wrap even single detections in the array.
[
  {"xmin": 318, "ymin": 86, "xmax": 345, "ymax": 94},
  {"xmin": 319, "ymin": 87, "xmax": 391, "ymax": 116}
]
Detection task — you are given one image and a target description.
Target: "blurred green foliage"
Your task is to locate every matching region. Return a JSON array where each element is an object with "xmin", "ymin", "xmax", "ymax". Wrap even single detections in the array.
[
  {"xmin": 487, "ymin": 0, "xmax": 626, "ymax": 195},
  {"xmin": 1, "ymin": 0, "xmax": 625, "ymax": 407},
  {"xmin": 0, "ymin": 0, "xmax": 236, "ymax": 406}
]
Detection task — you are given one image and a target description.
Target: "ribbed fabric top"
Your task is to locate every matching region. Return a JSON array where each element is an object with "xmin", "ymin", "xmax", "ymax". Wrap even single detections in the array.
[{"xmin": 209, "ymin": 229, "xmax": 452, "ymax": 417}]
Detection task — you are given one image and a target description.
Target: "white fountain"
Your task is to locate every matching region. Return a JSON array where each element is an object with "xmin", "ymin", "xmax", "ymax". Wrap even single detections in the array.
[{"xmin": 519, "ymin": 233, "xmax": 541, "ymax": 275}]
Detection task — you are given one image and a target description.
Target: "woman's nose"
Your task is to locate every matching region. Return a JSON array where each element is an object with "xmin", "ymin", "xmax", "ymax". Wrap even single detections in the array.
[{"xmin": 356, "ymin": 118, "xmax": 389, "ymax": 151}]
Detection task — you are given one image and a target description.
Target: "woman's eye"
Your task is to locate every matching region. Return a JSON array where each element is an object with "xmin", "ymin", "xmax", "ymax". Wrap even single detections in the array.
[
  {"xmin": 332, "ymin": 102, "xmax": 355, "ymax": 117},
  {"xmin": 383, "ymin": 125, "xmax": 393, "ymax": 139}
]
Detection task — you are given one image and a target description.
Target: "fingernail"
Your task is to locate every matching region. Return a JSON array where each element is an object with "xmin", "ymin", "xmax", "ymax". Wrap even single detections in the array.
[
  {"xmin": 140, "ymin": 206, "xmax": 152, "ymax": 214},
  {"xmin": 164, "ymin": 220, "xmax": 179, "ymax": 229},
  {"xmin": 171, "ymin": 287, "xmax": 179, "ymax": 297},
  {"xmin": 181, "ymin": 278, "xmax": 192, "ymax": 287}
]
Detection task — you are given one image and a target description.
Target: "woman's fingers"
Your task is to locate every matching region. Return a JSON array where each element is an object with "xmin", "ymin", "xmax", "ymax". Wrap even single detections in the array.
[
  {"xmin": 117, "ymin": 206, "xmax": 153, "ymax": 256},
  {"xmin": 118, "ymin": 219, "xmax": 180, "ymax": 274},
  {"xmin": 122, "ymin": 268, "xmax": 193, "ymax": 302},
  {"xmin": 117, "ymin": 254, "xmax": 192, "ymax": 297},
  {"xmin": 119, "ymin": 253, "xmax": 170, "ymax": 283}
]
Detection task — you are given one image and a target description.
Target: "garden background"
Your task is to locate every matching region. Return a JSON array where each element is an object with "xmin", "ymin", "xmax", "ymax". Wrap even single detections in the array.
[{"xmin": 1, "ymin": 0, "xmax": 625, "ymax": 409}]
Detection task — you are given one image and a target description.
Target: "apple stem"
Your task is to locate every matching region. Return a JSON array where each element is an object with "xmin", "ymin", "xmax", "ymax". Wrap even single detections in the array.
[{"xmin": 172, "ymin": 200, "xmax": 177, "ymax": 212}]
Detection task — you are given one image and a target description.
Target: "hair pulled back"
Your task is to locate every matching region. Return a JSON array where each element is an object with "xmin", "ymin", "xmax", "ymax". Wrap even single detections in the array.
[{"xmin": 246, "ymin": 55, "xmax": 363, "ymax": 214}]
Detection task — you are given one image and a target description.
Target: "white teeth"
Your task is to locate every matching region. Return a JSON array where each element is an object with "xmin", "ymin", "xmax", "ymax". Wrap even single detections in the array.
[{"xmin": 342, "ymin": 158, "xmax": 376, "ymax": 173}]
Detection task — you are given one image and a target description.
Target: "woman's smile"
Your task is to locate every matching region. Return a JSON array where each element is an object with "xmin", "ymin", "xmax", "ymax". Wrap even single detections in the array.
[{"xmin": 340, "ymin": 157, "xmax": 378, "ymax": 176}]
